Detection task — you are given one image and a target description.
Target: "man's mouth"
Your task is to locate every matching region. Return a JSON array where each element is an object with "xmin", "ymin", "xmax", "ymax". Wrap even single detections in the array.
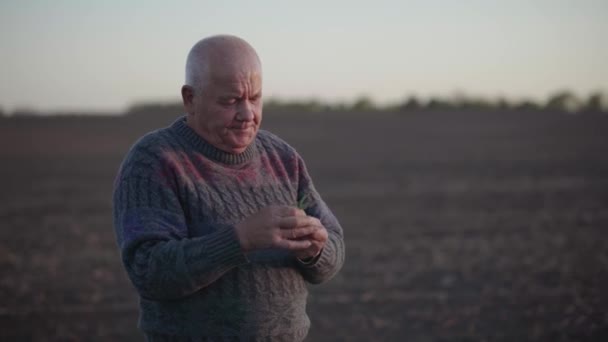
[
  {"xmin": 230, "ymin": 127, "xmax": 253, "ymax": 135},
  {"xmin": 231, "ymin": 126, "xmax": 252, "ymax": 131}
]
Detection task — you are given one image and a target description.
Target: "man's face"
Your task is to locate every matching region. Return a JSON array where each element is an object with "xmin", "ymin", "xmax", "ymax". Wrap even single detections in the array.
[{"xmin": 186, "ymin": 68, "xmax": 263, "ymax": 154}]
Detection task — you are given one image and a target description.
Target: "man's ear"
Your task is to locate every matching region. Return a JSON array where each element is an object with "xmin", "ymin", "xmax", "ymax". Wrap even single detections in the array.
[{"xmin": 181, "ymin": 85, "xmax": 195, "ymax": 114}]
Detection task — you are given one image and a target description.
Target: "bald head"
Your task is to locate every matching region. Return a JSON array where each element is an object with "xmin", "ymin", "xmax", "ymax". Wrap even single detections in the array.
[
  {"xmin": 185, "ymin": 35, "xmax": 262, "ymax": 92},
  {"xmin": 181, "ymin": 35, "xmax": 264, "ymax": 154}
]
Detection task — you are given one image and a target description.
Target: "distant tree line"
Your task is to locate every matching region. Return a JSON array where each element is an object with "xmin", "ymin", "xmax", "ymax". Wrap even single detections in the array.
[
  {"xmin": 262, "ymin": 90, "xmax": 608, "ymax": 114},
  {"xmin": 2, "ymin": 90, "xmax": 607, "ymax": 118},
  {"xmin": 129, "ymin": 90, "xmax": 608, "ymax": 115}
]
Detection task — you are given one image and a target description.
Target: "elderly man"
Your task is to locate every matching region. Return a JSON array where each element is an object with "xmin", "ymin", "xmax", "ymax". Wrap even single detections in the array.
[{"xmin": 113, "ymin": 35, "xmax": 345, "ymax": 341}]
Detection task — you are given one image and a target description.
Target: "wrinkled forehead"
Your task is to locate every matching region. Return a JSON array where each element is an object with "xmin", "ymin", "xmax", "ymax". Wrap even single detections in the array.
[{"xmin": 206, "ymin": 63, "xmax": 263, "ymax": 92}]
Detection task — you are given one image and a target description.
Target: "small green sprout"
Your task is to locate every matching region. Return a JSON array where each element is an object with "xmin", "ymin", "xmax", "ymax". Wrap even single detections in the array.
[{"xmin": 297, "ymin": 193, "xmax": 310, "ymax": 210}]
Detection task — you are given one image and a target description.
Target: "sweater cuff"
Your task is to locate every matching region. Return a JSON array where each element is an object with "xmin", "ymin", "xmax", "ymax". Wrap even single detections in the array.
[{"xmin": 296, "ymin": 248, "xmax": 324, "ymax": 267}]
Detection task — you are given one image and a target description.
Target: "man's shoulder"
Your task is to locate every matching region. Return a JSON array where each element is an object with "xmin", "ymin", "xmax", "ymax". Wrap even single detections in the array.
[
  {"xmin": 255, "ymin": 129, "xmax": 297, "ymax": 156},
  {"xmin": 119, "ymin": 125, "xmax": 178, "ymax": 173},
  {"xmin": 129, "ymin": 124, "xmax": 178, "ymax": 156}
]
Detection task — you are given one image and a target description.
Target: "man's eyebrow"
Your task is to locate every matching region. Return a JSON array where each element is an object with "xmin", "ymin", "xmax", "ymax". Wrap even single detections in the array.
[{"xmin": 218, "ymin": 90, "xmax": 243, "ymax": 98}]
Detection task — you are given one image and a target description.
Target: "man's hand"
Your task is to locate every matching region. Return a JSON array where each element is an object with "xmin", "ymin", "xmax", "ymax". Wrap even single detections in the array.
[
  {"xmin": 293, "ymin": 218, "xmax": 328, "ymax": 261},
  {"xmin": 235, "ymin": 206, "xmax": 320, "ymax": 252}
]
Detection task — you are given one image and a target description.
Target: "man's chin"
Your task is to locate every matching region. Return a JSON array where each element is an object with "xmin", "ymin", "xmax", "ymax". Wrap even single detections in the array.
[
  {"xmin": 225, "ymin": 139, "xmax": 253, "ymax": 153},
  {"xmin": 223, "ymin": 130, "xmax": 256, "ymax": 152}
]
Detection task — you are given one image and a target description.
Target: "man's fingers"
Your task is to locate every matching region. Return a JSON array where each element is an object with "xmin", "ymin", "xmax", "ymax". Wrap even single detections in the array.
[
  {"xmin": 276, "ymin": 238, "xmax": 312, "ymax": 250},
  {"xmin": 277, "ymin": 216, "xmax": 296, "ymax": 229},
  {"xmin": 279, "ymin": 215, "xmax": 322, "ymax": 230},
  {"xmin": 281, "ymin": 226, "xmax": 316, "ymax": 239},
  {"xmin": 274, "ymin": 206, "xmax": 305, "ymax": 218},
  {"xmin": 277, "ymin": 215, "xmax": 310, "ymax": 229},
  {"xmin": 293, "ymin": 208, "xmax": 307, "ymax": 217},
  {"xmin": 310, "ymin": 227, "xmax": 328, "ymax": 241}
]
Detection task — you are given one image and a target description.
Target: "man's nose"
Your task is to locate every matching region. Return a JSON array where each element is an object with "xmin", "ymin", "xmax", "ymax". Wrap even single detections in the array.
[{"xmin": 236, "ymin": 100, "xmax": 255, "ymax": 121}]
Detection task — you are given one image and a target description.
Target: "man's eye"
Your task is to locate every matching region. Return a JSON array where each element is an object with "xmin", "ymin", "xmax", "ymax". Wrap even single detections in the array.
[{"xmin": 221, "ymin": 98, "xmax": 238, "ymax": 105}]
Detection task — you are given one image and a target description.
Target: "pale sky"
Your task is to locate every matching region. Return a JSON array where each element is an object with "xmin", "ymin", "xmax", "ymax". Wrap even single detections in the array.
[{"xmin": 1, "ymin": 0, "xmax": 607, "ymax": 113}]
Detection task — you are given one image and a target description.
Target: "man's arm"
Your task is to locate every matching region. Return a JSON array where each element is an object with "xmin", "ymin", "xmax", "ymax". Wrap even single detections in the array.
[
  {"xmin": 294, "ymin": 155, "xmax": 345, "ymax": 284},
  {"xmin": 113, "ymin": 154, "xmax": 317, "ymax": 300},
  {"xmin": 113, "ymin": 173, "xmax": 249, "ymax": 301}
]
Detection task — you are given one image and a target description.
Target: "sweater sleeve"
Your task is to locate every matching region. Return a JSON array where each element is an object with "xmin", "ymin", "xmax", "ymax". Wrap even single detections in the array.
[
  {"xmin": 294, "ymin": 154, "xmax": 345, "ymax": 284},
  {"xmin": 112, "ymin": 145, "xmax": 249, "ymax": 301}
]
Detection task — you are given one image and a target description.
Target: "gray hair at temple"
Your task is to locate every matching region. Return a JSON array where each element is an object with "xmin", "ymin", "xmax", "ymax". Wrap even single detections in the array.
[{"xmin": 184, "ymin": 35, "xmax": 262, "ymax": 92}]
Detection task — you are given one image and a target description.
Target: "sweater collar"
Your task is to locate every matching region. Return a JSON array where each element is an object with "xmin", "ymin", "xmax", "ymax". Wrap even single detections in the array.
[{"xmin": 171, "ymin": 115, "xmax": 256, "ymax": 165}]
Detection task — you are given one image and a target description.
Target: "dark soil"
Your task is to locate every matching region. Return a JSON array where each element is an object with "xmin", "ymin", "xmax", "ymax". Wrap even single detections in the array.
[{"xmin": 1, "ymin": 110, "xmax": 607, "ymax": 341}]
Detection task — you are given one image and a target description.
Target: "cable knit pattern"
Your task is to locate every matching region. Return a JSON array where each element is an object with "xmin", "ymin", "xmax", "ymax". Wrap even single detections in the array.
[{"xmin": 113, "ymin": 115, "xmax": 345, "ymax": 341}]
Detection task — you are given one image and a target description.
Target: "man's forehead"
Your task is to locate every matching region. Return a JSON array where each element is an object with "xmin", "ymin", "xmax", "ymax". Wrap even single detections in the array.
[{"xmin": 208, "ymin": 69, "xmax": 262, "ymax": 90}]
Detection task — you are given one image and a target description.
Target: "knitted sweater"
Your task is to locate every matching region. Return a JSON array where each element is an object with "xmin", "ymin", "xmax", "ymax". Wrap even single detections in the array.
[{"xmin": 112, "ymin": 116, "xmax": 345, "ymax": 341}]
